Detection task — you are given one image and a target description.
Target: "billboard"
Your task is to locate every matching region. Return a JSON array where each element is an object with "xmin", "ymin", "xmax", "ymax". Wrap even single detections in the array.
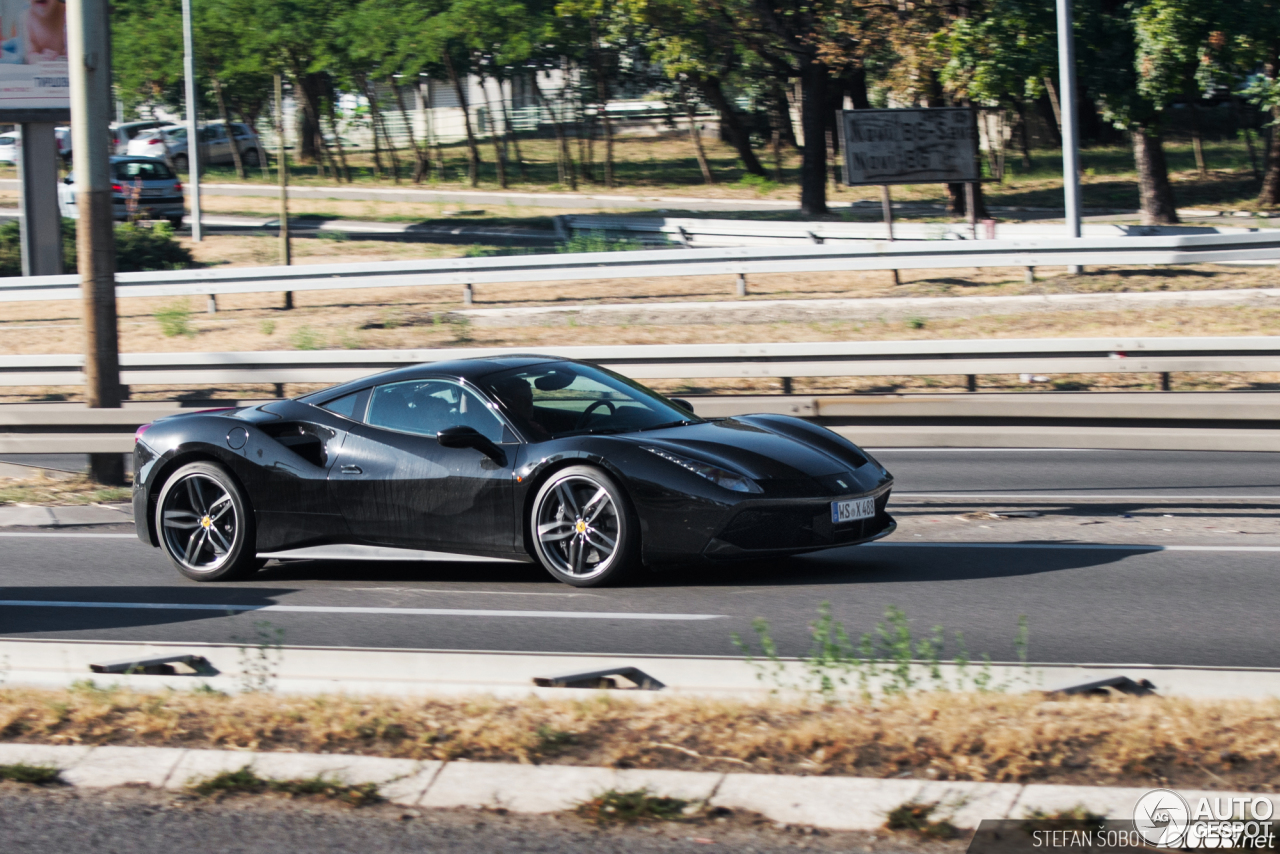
[
  {"xmin": 839, "ymin": 107, "xmax": 978, "ymax": 186},
  {"xmin": 0, "ymin": 0, "xmax": 69, "ymax": 115}
]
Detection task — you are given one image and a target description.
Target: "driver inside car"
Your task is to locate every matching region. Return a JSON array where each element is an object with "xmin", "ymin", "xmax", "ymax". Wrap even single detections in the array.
[{"xmin": 490, "ymin": 375, "xmax": 550, "ymax": 441}]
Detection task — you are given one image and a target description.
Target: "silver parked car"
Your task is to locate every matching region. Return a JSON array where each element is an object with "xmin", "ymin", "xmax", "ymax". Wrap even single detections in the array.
[
  {"xmin": 58, "ymin": 157, "xmax": 186, "ymax": 228},
  {"xmin": 126, "ymin": 121, "xmax": 266, "ymax": 173}
]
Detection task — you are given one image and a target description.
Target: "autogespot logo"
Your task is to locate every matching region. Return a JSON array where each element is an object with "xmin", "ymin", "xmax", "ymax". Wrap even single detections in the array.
[{"xmin": 1134, "ymin": 788, "xmax": 1191, "ymax": 847}]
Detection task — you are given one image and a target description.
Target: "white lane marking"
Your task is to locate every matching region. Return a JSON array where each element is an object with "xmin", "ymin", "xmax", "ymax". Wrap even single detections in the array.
[
  {"xmin": 868, "ymin": 448, "xmax": 1100, "ymax": 452},
  {"xmin": 868, "ymin": 542, "xmax": 1280, "ymax": 552},
  {"xmin": 333, "ymin": 586, "xmax": 596, "ymax": 598},
  {"xmin": 0, "ymin": 600, "xmax": 725, "ymax": 621},
  {"xmin": 0, "ymin": 533, "xmax": 137, "ymax": 538},
  {"xmin": 894, "ymin": 493, "xmax": 1280, "ymax": 501}
]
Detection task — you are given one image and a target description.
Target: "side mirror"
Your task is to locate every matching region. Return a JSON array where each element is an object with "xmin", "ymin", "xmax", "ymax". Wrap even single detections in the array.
[
  {"xmin": 437, "ymin": 425, "xmax": 506, "ymax": 465},
  {"xmin": 670, "ymin": 398, "xmax": 694, "ymax": 414}
]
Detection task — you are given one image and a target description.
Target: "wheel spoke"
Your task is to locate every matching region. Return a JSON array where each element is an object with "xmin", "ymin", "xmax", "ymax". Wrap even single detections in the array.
[
  {"xmin": 184, "ymin": 528, "xmax": 207, "ymax": 563},
  {"xmin": 581, "ymin": 488, "xmax": 609, "ymax": 523},
  {"xmin": 186, "ymin": 478, "xmax": 208, "ymax": 515},
  {"xmin": 585, "ymin": 529, "xmax": 615, "ymax": 553},
  {"xmin": 162, "ymin": 510, "xmax": 200, "ymax": 529},
  {"xmin": 571, "ymin": 535, "xmax": 586, "ymax": 574},
  {"xmin": 556, "ymin": 482, "xmax": 579, "ymax": 515},
  {"xmin": 538, "ymin": 520, "xmax": 575, "ymax": 541},
  {"xmin": 207, "ymin": 493, "xmax": 232, "ymax": 521},
  {"xmin": 206, "ymin": 525, "xmax": 231, "ymax": 555}
]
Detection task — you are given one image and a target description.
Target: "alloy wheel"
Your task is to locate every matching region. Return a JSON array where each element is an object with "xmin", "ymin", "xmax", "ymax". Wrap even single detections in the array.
[
  {"xmin": 160, "ymin": 472, "xmax": 238, "ymax": 573},
  {"xmin": 535, "ymin": 474, "xmax": 621, "ymax": 580}
]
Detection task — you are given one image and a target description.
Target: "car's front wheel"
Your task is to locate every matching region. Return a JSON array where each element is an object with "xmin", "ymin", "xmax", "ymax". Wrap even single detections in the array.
[
  {"xmin": 155, "ymin": 461, "xmax": 259, "ymax": 581},
  {"xmin": 530, "ymin": 465, "xmax": 637, "ymax": 587}
]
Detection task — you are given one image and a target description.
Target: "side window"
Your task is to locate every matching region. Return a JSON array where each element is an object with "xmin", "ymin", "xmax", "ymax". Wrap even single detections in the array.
[
  {"xmin": 366, "ymin": 380, "xmax": 504, "ymax": 442},
  {"xmin": 319, "ymin": 390, "xmax": 366, "ymax": 420}
]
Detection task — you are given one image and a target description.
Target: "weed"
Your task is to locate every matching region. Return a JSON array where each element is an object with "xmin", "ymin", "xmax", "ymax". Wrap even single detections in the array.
[
  {"xmin": 735, "ymin": 173, "xmax": 780, "ymax": 194},
  {"xmin": 1022, "ymin": 805, "xmax": 1108, "ymax": 831},
  {"xmin": 578, "ymin": 789, "xmax": 691, "ymax": 823},
  {"xmin": 191, "ymin": 683, "xmax": 228, "ymax": 697},
  {"xmin": 155, "ymin": 300, "xmax": 195, "ymax": 338},
  {"xmin": 906, "ymin": 316, "xmax": 927, "ymax": 329},
  {"xmin": 534, "ymin": 723, "xmax": 576, "ymax": 754},
  {"xmin": 235, "ymin": 620, "xmax": 285, "ymax": 693},
  {"xmin": 316, "ymin": 230, "xmax": 348, "ymax": 242},
  {"xmin": 0, "ymin": 763, "xmax": 62, "ymax": 786},
  {"xmin": 290, "ymin": 326, "xmax": 322, "ymax": 351},
  {"xmin": 733, "ymin": 603, "xmax": 1034, "ymax": 701},
  {"xmin": 258, "ymin": 319, "xmax": 276, "ymax": 336},
  {"xmin": 557, "ymin": 230, "xmax": 643, "ymax": 254},
  {"xmin": 451, "ymin": 314, "xmax": 473, "ymax": 344},
  {"xmin": 189, "ymin": 766, "xmax": 382, "ymax": 806},
  {"xmin": 885, "ymin": 801, "xmax": 959, "ymax": 839},
  {"xmin": 380, "ymin": 308, "xmax": 403, "ymax": 329}
]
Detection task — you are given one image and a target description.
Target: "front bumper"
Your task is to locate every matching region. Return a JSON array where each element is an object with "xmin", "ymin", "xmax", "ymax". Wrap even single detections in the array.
[{"xmin": 701, "ymin": 487, "xmax": 895, "ymax": 558}]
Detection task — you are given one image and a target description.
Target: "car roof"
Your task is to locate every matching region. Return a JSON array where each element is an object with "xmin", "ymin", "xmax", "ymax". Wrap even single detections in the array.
[{"xmin": 299, "ymin": 355, "xmax": 568, "ymax": 404}]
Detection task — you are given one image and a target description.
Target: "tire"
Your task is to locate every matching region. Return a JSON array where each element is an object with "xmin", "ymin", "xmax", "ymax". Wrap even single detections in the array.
[
  {"xmin": 155, "ymin": 461, "xmax": 259, "ymax": 582},
  {"xmin": 167, "ymin": 215, "xmax": 184, "ymax": 229},
  {"xmin": 172, "ymin": 154, "xmax": 188, "ymax": 174},
  {"xmin": 529, "ymin": 465, "xmax": 638, "ymax": 587},
  {"xmin": 243, "ymin": 147, "xmax": 261, "ymax": 167}
]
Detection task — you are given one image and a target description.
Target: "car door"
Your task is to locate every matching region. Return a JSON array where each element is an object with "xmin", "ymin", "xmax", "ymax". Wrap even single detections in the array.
[
  {"xmin": 201, "ymin": 125, "xmax": 229, "ymax": 164},
  {"xmin": 327, "ymin": 378, "xmax": 519, "ymax": 555}
]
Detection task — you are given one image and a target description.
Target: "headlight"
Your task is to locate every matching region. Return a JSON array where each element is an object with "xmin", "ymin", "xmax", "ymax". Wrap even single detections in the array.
[{"xmin": 644, "ymin": 447, "xmax": 762, "ymax": 494}]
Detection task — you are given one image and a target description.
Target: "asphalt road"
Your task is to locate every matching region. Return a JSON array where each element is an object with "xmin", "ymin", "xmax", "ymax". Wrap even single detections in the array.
[{"xmin": 2, "ymin": 449, "xmax": 1277, "ymax": 668}]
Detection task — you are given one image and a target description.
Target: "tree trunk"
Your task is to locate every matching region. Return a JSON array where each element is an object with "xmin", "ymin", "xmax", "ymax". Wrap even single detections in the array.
[
  {"xmin": 696, "ymin": 75, "xmax": 766, "ymax": 177},
  {"xmin": 360, "ymin": 77, "xmax": 384, "ymax": 179},
  {"xmin": 444, "ymin": 52, "xmax": 481, "ymax": 187},
  {"xmin": 589, "ymin": 20, "xmax": 615, "ymax": 188},
  {"xmin": 211, "ymin": 77, "xmax": 245, "ymax": 179},
  {"xmin": 296, "ymin": 73, "xmax": 323, "ymax": 162},
  {"xmin": 798, "ymin": 58, "xmax": 829, "ymax": 216},
  {"xmin": 1133, "ymin": 125, "xmax": 1179, "ymax": 224},
  {"xmin": 375, "ymin": 87, "xmax": 402, "ymax": 183},
  {"xmin": 499, "ymin": 75, "xmax": 528, "ymax": 182},
  {"xmin": 392, "ymin": 83, "xmax": 427, "ymax": 183},
  {"xmin": 532, "ymin": 73, "xmax": 575, "ymax": 189},
  {"xmin": 478, "ymin": 71, "xmax": 508, "ymax": 189},
  {"xmin": 323, "ymin": 96, "xmax": 351, "ymax": 182},
  {"xmin": 1190, "ymin": 103, "xmax": 1208, "ymax": 178},
  {"xmin": 1014, "ymin": 100, "xmax": 1033, "ymax": 168},
  {"xmin": 1260, "ymin": 106, "xmax": 1280, "ymax": 206},
  {"xmin": 683, "ymin": 87, "xmax": 714, "ymax": 185},
  {"xmin": 946, "ymin": 182, "xmax": 988, "ymax": 218}
]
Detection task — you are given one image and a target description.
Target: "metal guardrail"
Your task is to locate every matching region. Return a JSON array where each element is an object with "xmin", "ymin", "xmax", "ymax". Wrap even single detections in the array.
[
  {"xmin": 3, "ymin": 337, "xmax": 1280, "ymax": 388},
  {"xmin": 2, "ymin": 232, "xmax": 1279, "ymax": 304},
  {"xmin": 557, "ymin": 214, "xmax": 1278, "ymax": 246}
]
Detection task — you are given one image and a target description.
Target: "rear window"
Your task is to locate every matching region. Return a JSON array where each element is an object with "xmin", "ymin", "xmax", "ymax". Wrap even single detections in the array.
[{"xmin": 115, "ymin": 161, "xmax": 174, "ymax": 181}]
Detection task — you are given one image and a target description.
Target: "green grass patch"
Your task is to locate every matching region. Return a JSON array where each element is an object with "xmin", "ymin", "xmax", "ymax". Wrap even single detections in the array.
[
  {"xmin": 885, "ymin": 801, "xmax": 959, "ymax": 839},
  {"xmin": 577, "ymin": 788, "xmax": 692, "ymax": 823},
  {"xmin": 189, "ymin": 766, "xmax": 382, "ymax": 806},
  {"xmin": 0, "ymin": 762, "xmax": 62, "ymax": 786}
]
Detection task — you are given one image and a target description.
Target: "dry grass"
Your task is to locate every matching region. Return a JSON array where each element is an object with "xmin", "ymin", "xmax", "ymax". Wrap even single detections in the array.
[
  {"xmin": 0, "ymin": 473, "xmax": 130, "ymax": 506},
  {"xmin": 2, "ymin": 687, "xmax": 1278, "ymax": 790}
]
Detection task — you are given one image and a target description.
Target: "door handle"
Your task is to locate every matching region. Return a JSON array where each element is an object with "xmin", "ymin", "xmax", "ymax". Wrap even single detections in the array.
[{"xmin": 340, "ymin": 464, "xmax": 362, "ymax": 475}]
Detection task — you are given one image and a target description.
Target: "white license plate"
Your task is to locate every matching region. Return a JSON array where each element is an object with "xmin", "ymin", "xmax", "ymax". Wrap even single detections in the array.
[
  {"xmin": 831, "ymin": 497, "xmax": 875, "ymax": 524},
  {"xmin": 142, "ymin": 188, "xmax": 165, "ymax": 196}
]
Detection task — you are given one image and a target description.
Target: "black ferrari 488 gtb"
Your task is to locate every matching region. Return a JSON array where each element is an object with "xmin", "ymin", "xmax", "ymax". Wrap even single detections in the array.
[{"xmin": 133, "ymin": 356, "xmax": 894, "ymax": 586}]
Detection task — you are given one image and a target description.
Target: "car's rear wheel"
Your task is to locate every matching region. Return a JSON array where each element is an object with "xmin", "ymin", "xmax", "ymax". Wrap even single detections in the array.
[
  {"xmin": 155, "ymin": 461, "xmax": 259, "ymax": 582},
  {"xmin": 530, "ymin": 465, "xmax": 637, "ymax": 587},
  {"xmin": 243, "ymin": 147, "xmax": 261, "ymax": 167}
]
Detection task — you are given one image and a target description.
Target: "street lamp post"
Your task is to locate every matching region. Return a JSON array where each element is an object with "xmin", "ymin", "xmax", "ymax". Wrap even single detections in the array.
[
  {"xmin": 1056, "ymin": 0, "xmax": 1083, "ymax": 273},
  {"xmin": 182, "ymin": 0, "xmax": 202, "ymax": 241}
]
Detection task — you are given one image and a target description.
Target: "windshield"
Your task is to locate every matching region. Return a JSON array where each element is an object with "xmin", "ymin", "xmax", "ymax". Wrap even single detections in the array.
[
  {"xmin": 480, "ymin": 362, "xmax": 700, "ymax": 441},
  {"xmin": 115, "ymin": 161, "xmax": 174, "ymax": 181}
]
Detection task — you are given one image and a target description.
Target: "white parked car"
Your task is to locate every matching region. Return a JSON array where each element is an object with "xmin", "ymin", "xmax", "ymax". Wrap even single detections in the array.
[
  {"xmin": 111, "ymin": 120, "xmax": 176, "ymax": 156},
  {"xmin": 126, "ymin": 121, "xmax": 266, "ymax": 173},
  {"xmin": 0, "ymin": 132, "xmax": 17, "ymax": 164}
]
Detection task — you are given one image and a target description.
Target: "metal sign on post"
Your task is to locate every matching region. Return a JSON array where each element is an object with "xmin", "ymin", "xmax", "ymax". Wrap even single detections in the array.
[
  {"xmin": 0, "ymin": 0, "xmax": 71, "ymax": 277},
  {"xmin": 839, "ymin": 107, "xmax": 982, "ymax": 279}
]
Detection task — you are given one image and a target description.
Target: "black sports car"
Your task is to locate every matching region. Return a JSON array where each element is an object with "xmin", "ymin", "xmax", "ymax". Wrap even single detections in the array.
[{"xmin": 133, "ymin": 356, "xmax": 895, "ymax": 587}]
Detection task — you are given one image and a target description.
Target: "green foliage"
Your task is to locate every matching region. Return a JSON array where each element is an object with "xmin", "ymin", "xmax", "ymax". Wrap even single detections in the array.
[
  {"xmin": 0, "ymin": 763, "xmax": 63, "ymax": 786},
  {"xmin": 189, "ymin": 766, "xmax": 383, "ymax": 806},
  {"xmin": 732, "ymin": 603, "xmax": 1034, "ymax": 702},
  {"xmin": 155, "ymin": 300, "xmax": 196, "ymax": 338},
  {"xmin": 885, "ymin": 801, "xmax": 960, "ymax": 839},
  {"xmin": 290, "ymin": 326, "xmax": 323, "ymax": 351},
  {"xmin": 0, "ymin": 220, "xmax": 194, "ymax": 279},
  {"xmin": 577, "ymin": 789, "xmax": 691, "ymax": 823},
  {"xmin": 557, "ymin": 230, "xmax": 643, "ymax": 253},
  {"xmin": 734, "ymin": 173, "xmax": 778, "ymax": 194}
]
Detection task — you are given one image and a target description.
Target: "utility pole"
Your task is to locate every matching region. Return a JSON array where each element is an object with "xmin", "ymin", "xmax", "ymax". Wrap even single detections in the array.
[
  {"xmin": 182, "ymin": 0, "xmax": 202, "ymax": 241},
  {"xmin": 276, "ymin": 74, "xmax": 292, "ymax": 309},
  {"xmin": 67, "ymin": 0, "xmax": 123, "ymax": 485},
  {"xmin": 1056, "ymin": 0, "xmax": 1083, "ymax": 273}
]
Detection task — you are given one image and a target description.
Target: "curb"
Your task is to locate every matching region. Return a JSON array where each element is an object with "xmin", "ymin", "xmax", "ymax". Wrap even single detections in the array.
[{"xmin": 0, "ymin": 743, "xmax": 1272, "ymax": 831}]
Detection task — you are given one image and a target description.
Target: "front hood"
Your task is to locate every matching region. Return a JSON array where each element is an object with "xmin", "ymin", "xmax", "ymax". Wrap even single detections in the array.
[{"xmin": 627, "ymin": 418, "xmax": 857, "ymax": 481}]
